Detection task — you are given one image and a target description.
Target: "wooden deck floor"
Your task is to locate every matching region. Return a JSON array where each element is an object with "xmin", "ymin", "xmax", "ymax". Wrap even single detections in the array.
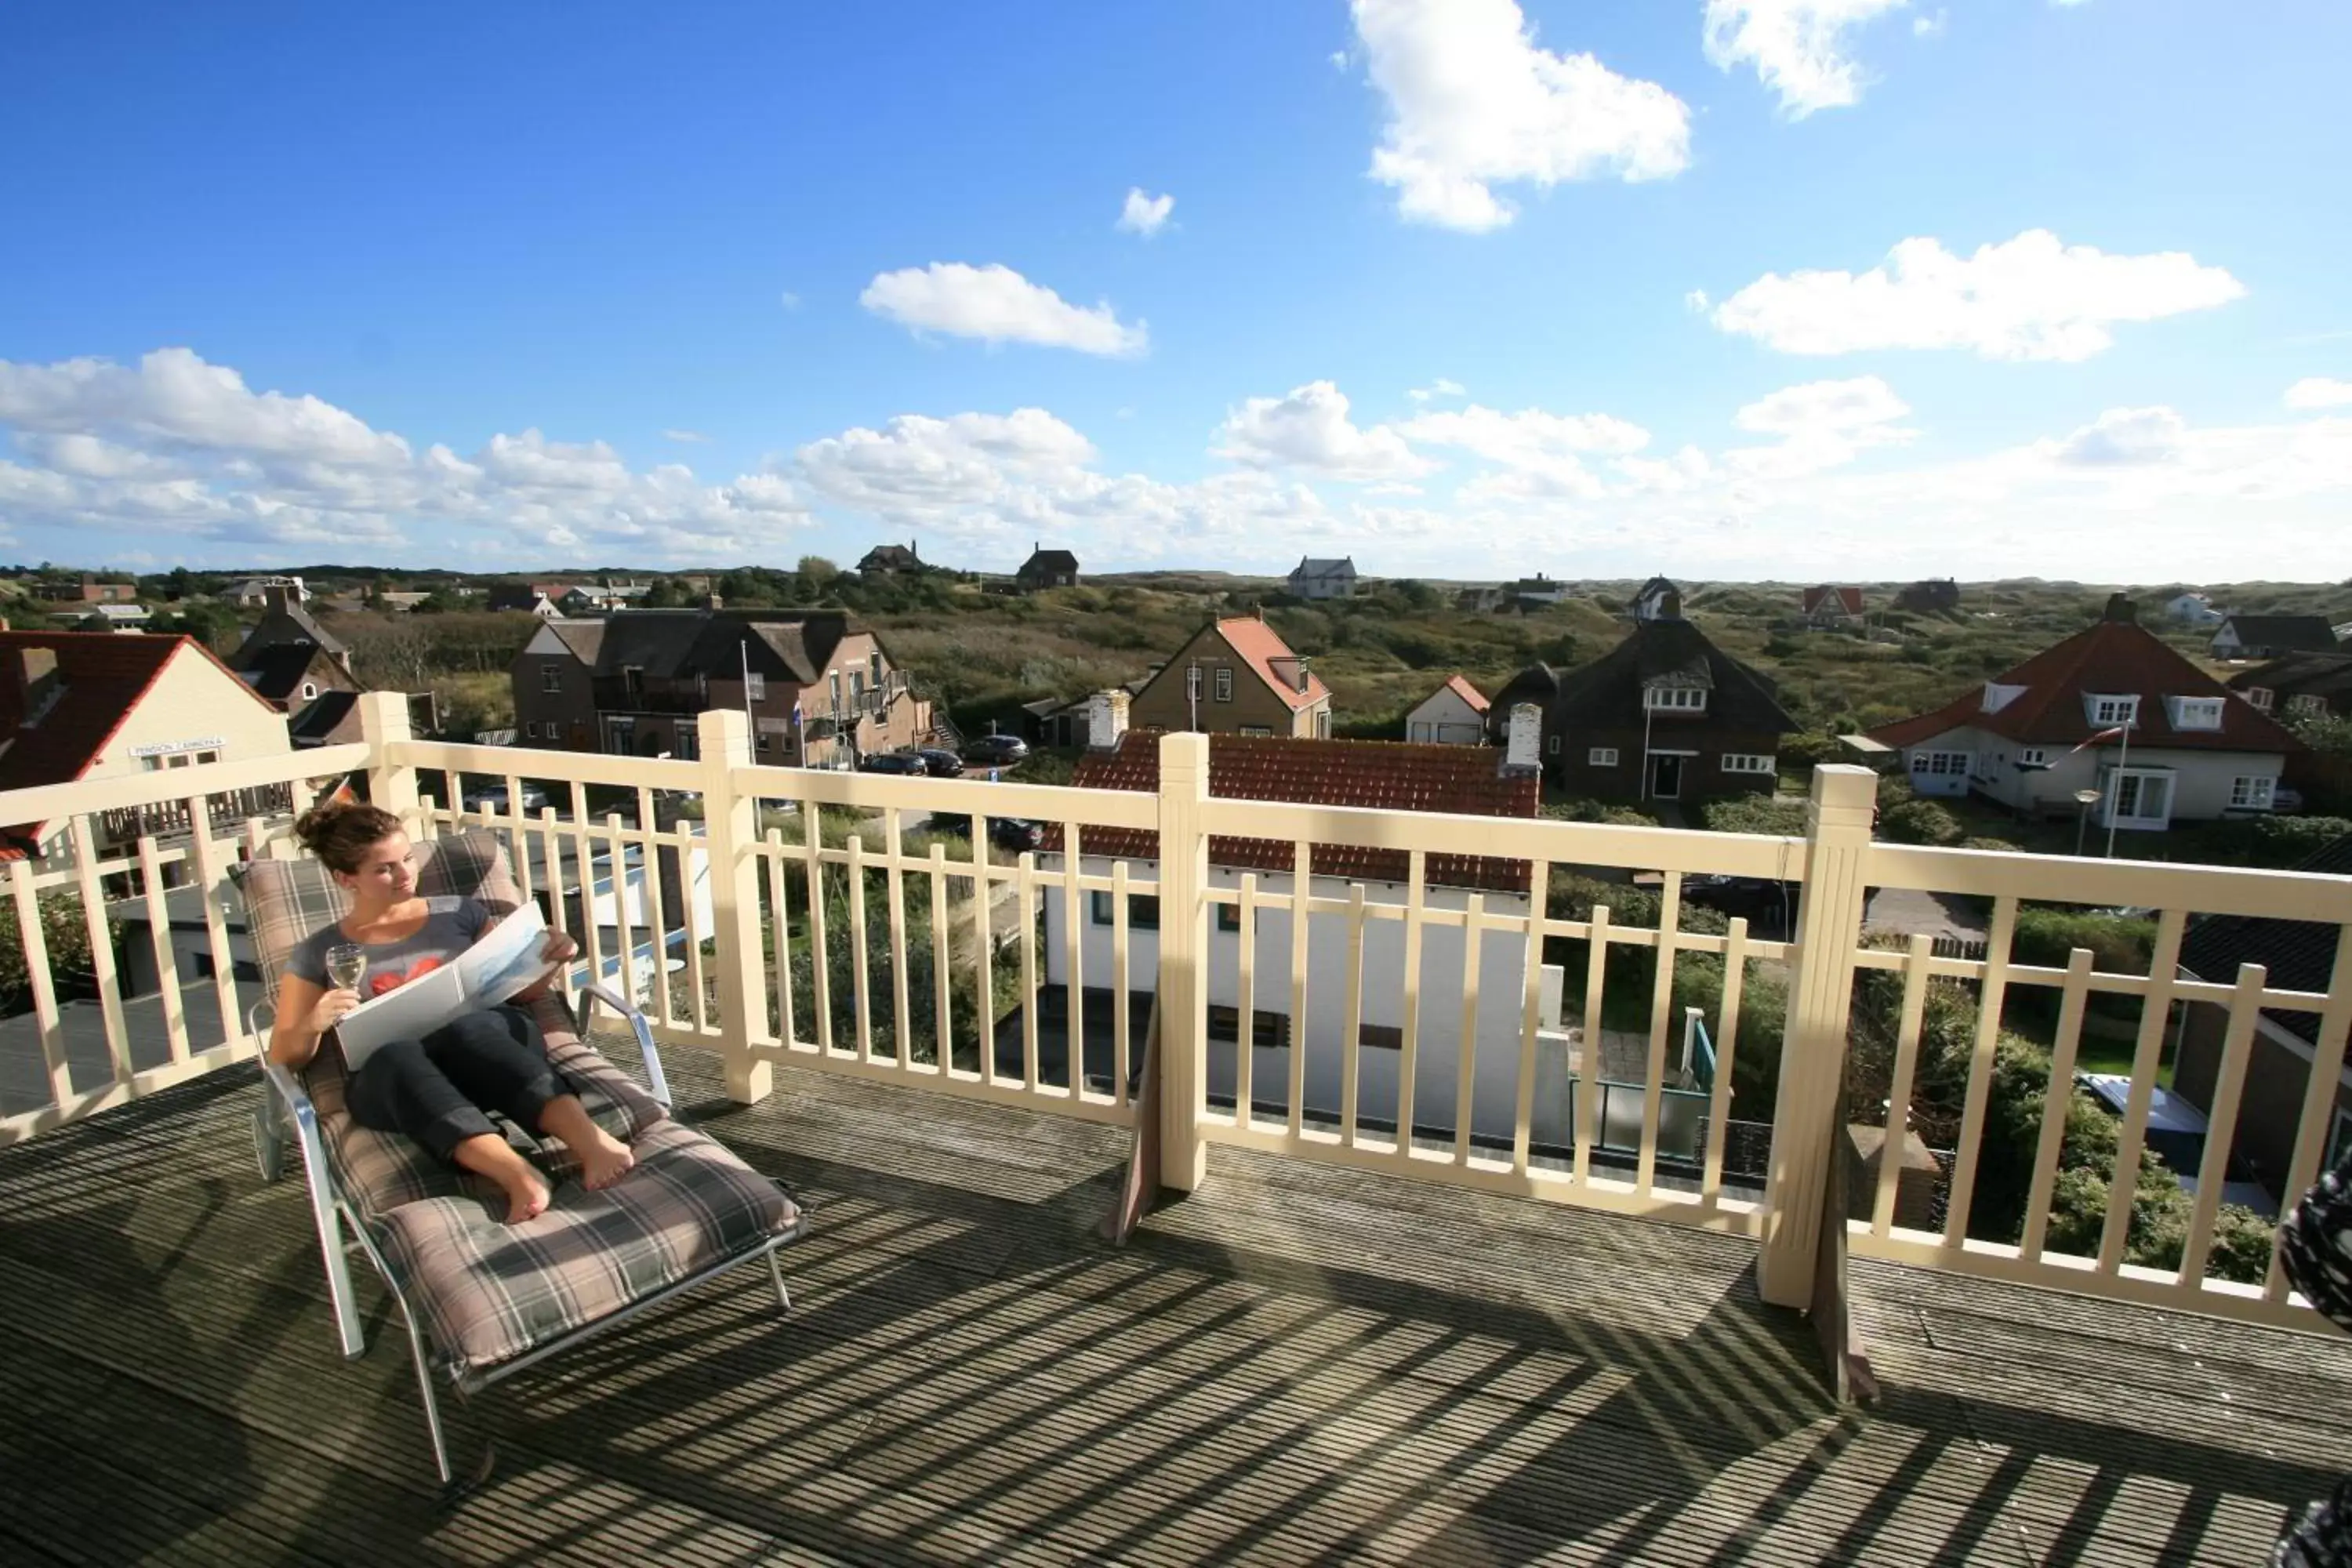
[{"xmin": 0, "ymin": 1040, "xmax": 2346, "ymax": 1566}]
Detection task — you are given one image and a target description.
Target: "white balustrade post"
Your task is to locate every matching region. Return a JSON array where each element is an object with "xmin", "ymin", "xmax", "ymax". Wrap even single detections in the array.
[
  {"xmin": 358, "ymin": 691, "xmax": 419, "ymax": 826},
  {"xmin": 1756, "ymin": 763, "xmax": 1878, "ymax": 1308},
  {"xmin": 699, "ymin": 707, "xmax": 772, "ymax": 1103},
  {"xmin": 1156, "ymin": 731, "xmax": 1210, "ymax": 1191}
]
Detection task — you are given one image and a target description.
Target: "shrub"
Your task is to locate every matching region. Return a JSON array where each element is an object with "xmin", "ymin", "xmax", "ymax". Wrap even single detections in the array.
[
  {"xmin": 0, "ymin": 891, "xmax": 114, "ymax": 999},
  {"xmin": 1540, "ymin": 799, "xmax": 1659, "ymax": 828},
  {"xmin": 2011, "ymin": 907, "xmax": 2156, "ymax": 976},
  {"xmin": 1701, "ymin": 796, "xmax": 1808, "ymax": 836},
  {"xmin": 1880, "ymin": 798, "xmax": 1965, "ymax": 845}
]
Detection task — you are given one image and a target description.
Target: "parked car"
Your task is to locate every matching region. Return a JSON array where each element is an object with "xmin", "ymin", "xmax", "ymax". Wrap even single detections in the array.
[
  {"xmin": 964, "ymin": 734, "xmax": 1029, "ymax": 767},
  {"xmin": 858, "ymin": 751, "xmax": 928, "ymax": 775},
  {"xmin": 929, "ymin": 814, "xmax": 1047, "ymax": 851},
  {"xmin": 461, "ymin": 780, "xmax": 550, "ymax": 813},
  {"xmin": 916, "ymin": 747, "xmax": 965, "ymax": 778}
]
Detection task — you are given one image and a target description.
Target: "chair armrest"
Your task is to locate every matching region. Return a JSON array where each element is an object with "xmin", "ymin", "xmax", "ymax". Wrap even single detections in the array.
[{"xmin": 575, "ymin": 982, "xmax": 672, "ymax": 1109}]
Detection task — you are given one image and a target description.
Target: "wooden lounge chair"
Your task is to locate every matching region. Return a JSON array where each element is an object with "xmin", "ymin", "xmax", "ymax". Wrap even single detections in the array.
[{"xmin": 237, "ymin": 829, "xmax": 805, "ymax": 1490}]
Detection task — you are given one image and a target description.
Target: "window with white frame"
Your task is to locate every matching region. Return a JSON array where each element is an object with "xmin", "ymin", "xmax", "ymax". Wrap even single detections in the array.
[
  {"xmin": 2288, "ymin": 693, "xmax": 2329, "ymax": 718},
  {"xmin": 300, "ymin": 681, "xmax": 317, "ymax": 701},
  {"xmin": 1720, "ymin": 753, "xmax": 1775, "ymax": 775},
  {"xmin": 2244, "ymin": 686, "xmax": 2274, "ymax": 712},
  {"xmin": 2168, "ymin": 696, "xmax": 2224, "ymax": 731},
  {"xmin": 540, "ymin": 665, "xmax": 561, "ymax": 693},
  {"xmin": 1909, "ymin": 750, "xmax": 1971, "ymax": 777},
  {"xmin": 1643, "ymin": 684, "xmax": 1707, "ymax": 713},
  {"xmin": 2230, "ymin": 775, "xmax": 2277, "ymax": 810},
  {"xmin": 1546, "ymin": 734, "xmax": 1561, "ymax": 755},
  {"xmin": 524, "ymin": 720, "xmax": 538, "ymax": 738},
  {"xmin": 1213, "ymin": 667, "xmax": 1233, "ymax": 703},
  {"xmin": 1588, "ymin": 747, "xmax": 1619, "ymax": 766},
  {"xmin": 745, "ymin": 672, "xmax": 765, "ymax": 701},
  {"xmin": 2017, "ymin": 747, "xmax": 2049, "ymax": 767},
  {"xmin": 2085, "ymin": 694, "xmax": 2140, "ymax": 728}
]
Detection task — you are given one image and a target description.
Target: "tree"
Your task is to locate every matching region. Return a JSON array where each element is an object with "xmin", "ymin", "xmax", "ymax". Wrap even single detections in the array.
[{"xmin": 797, "ymin": 555, "xmax": 841, "ymax": 591}]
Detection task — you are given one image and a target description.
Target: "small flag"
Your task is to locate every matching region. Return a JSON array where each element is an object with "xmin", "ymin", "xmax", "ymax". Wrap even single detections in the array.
[{"xmin": 2073, "ymin": 726, "xmax": 2127, "ymax": 753}]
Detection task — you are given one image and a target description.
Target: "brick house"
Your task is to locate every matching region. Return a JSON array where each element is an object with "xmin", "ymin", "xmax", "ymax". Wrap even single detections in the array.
[
  {"xmin": 1127, "ymin": 615, "xmax": 1333, "ymax": 739},
  {"xmin": 1015, "ymin": 545, "xmax": 1079, "ymax": 592},
  {"xmin": 230, "ymin": 586, "xmax": 361, "ymax": 713}
]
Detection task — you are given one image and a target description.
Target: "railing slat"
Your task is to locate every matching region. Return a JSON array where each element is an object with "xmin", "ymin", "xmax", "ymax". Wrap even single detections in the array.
[
  {"xmin": 886, "ymin": 811, "xmax": 912, "ymax": 1067},
  {"xmin": 133, "ymin": 835, "xmax": 191, "ymax": 1065},
  {"xmin": 1701, "ymin": 917, "xmax": 1748, "ymax": 1206},
  {"xmin": 1871, "ymin": 934, "xmax": 1936, "ymax": 1236},
  {"xmin": 1059, "ymin": 821, "xmax": 1082, "ymax": 1094},
  {"xmin": 183, "ymin": 797, "xmax": 243, "ymax": 1064},
  {"xmin": 1638, "ymin": 873, "xmax": 1683, "ymax": 1192},
  {"xmin": 2100, "ymin": 907, "xmax": 2188, "ymax": 1273},
  {"xmin": 682, "ymin": 826, "xmax": 709, "ymax": 1035},
  {"xmin": 2020, "ymin": 946, "xmax": 2096, "ymax": 1263},
  {"xmin": 1942, "ymin": 895, "xmax": 2020, "ymax": 1247},
  {"xmin": 607, "ymin": 813, "xmax": 642, "ymax": 1015},
  {"xmin": 1395, "ymin": 851, "xmax": 1426, "ymax": 1160},
  {"xmin": 2269, "ymin": 924, "xmax": 2352, "ymax": 1301},
  {"xmin": 569, "ymin": 784, "xmax": 605, "ymax": 993},
  {"xmin": 69, "ymin": 820, "xmax": 132, "ymax": 1087},
  {"xmin": 635, "ymin": 788, "xmax": 675, "ymax": 1030},
  {"xmin": 1018, "ymin": 851, "xmax": 1038, "ymax": 1091},
  {"xmin": 848, "ymin": 834, "xmax": 873, "ymax": 1064},
  {"xmin": 1287, "ymin": 840, "xmax": 1311, "ymax": 1138},
  {"xmin": 1340, "ymin": 884, "xmax": 1367, "ymax": 1149},
  {"xmin": 804, "ymin": 800, "xmax": 833, "ymax": 1055},
  {"xmin": 1576, "ymin": 906, "xmax": 1610, "ymax": 1185},
  {"xmin": 1454, "ymin": 892, "xmax": 1485, "ymax": 1166},
  {"xmin": 766, "ymin": 829, "xmax": 797, "ymax": 1048},
  {"xmin": 970, "ymin": 813, "xmax": 992, "ymax": 1085},
  {"xmin": 1512, "ymin": 858, "xmax": 1551, "ymax": 1177},
  {"xmin": 1236, "ymin": 873, "xmax": 1257, "ymax": 1130},
  {"xmin": 2180, "ymin": 964, "xmax": 2266, "ymax": 1285},
  {"xmin": 9, "ymin": 859, "xmax": 70, "ymax": 1107},
  {"xmin": 930, "ymin": 841, "xmax": 953, "ymax": 1078},
  {"xmin": 1111, "ymin": 862, "xmax": 1131, "ymax": 1102}
]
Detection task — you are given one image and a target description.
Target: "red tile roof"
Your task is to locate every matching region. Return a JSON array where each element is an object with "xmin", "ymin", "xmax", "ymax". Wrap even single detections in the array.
[
  {"xmin": 1071, "ymin": 731, "xmax": 1541, "ymax": 893},
  {"xmin": 1214, "ymin": 617, "xmax": 1330, "ymax": 713},
  {"xmin": 1803, "ymin": 586, "xmax": 1864, "ymax": 617},
  {"xmin": 1868, "ymin": 618, "xmax": 2303, "ymax": 753},
  {"xmin": 1441, "ymin": 673, "xmax": 1490, "ymax": 713},
  {"xmin": 0, "ymin": 631, "xmax": 284, "ymax": 845}
]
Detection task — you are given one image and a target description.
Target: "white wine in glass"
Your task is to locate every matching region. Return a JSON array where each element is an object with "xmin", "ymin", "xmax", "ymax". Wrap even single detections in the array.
[{"xmin": 325, "ymin": 944, "xmax": 367, "ymax": 993}]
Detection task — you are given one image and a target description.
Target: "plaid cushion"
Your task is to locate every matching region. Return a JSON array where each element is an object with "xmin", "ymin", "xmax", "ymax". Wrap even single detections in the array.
[
  {"xmin": 372, "ymin": 1116, "xmax": 804, "ymax": 1381},
  {"xmin": 237, "ymin": 830, "xmax": 666, "ymax": 1223}
]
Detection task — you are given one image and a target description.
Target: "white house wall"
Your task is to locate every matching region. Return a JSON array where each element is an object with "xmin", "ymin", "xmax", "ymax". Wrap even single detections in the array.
[
  {"xmin": 1405, "ymin": 688, "xmax": 1488, "ymax": 746},
  {"xmin": 1904, "ymin": 727, "xmax": 2285, "ymax": 823},
  {"xmin": 1042, "ymin": 857, "xmax": 1566, "ymax": 1147}
]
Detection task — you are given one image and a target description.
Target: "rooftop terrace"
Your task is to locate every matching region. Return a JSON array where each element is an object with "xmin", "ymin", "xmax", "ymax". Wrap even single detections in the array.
[{"xmin": 3, "ymin": 1040, "xmax": 2345, "ymax": 1567}]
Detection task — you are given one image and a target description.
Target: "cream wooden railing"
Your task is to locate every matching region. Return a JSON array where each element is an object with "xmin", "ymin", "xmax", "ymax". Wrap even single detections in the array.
[{"xmin": 2, "ymin": 698, "xmax": 2346, "ymax": 1332}]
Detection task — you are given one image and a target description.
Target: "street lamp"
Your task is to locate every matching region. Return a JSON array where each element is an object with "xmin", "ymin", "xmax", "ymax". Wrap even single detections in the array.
[{"xmin": 2072, "ymin": 787, "xmax": 2103, "ymax": 857}]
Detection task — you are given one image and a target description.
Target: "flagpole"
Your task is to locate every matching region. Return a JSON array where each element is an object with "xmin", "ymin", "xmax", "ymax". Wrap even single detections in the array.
[{"xmin": 2103, "ymin": 720, "xmax": 2129, "ymax": 858}]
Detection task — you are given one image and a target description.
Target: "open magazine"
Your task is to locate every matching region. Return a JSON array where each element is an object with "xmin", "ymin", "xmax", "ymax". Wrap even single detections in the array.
[{"xmin": 334, "ymin": 902, "xmax": 556, "ymax": 1069}]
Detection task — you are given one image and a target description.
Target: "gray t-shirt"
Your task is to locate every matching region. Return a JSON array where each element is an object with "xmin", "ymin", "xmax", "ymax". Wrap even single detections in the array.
[{"xmin": 286, "ymin": 896, "xmax": 493, "ymax": 996}]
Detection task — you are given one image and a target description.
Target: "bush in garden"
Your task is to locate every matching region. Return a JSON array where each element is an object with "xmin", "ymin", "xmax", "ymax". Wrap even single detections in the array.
[
  {"xmin": 1879, "ymin": 798, "xmax": 1965, "ymax": 846},
  {"xmin": 0, "ymin": 891, "xmax": 113, "ymax": 1000}
]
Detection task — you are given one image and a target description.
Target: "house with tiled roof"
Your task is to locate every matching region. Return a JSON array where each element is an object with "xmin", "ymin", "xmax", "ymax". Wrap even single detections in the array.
[
  {"xmin": 2211, "ymin": 613, "xmax": 2339, "ymax": 661},
  {"xmin": 1285, "ymin": 557, "xmax": 1358, "ymax": 601},
  {"xmin": 1632, "ymin": 575, "xmax": 1681, "ymax": 622},
  {"xmin": 2171, "ymin": 833, "xmax": 2352, "ymax": 1205},
  {"xmin": 1405, "ymin": 674, "xmax": 1490, "ymax": 746},
  {"xmin": 857, "ymin": 542, "xmax": 926, "ymax": 579},
  {"xmin": 0, "ymin": 631, "xmax": 292, "ymax": 862},
  {"xmin": 230, "ymin": 583, "xmax": 360, "ymax": 716},
  {"xmin": 1041, "ymin": 730, "xmax": 1559, "ymax": 1149},
  {"xmin": 1127, "ymin": 613, "xmax": 1333, "ymax": 739},
  {"xmin": 1503, "ymin": 606, "xmax": 1795, "ymax": 804},
  {"xmin": 1800, "ymin": 585, "xmax": 1864, "ymax": 627},
  {"xmin": 1867, "ymin": 593, "xmax": 2300, "ymax": 831},
  {"xmin": 2227, "ymin": 650, "xmax": 2352, "ymax": 722}
]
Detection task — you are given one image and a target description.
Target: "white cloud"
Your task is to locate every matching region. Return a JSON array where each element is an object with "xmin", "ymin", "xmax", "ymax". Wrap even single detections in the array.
[
  {"xmin": 1399, "ymin": 402, "xmax": 1650, "ymax": 497},
  {"xmin": 1726, "ymin": 376, "xmax": 1915, "ymax": 477},
  {"xmin": 1217, "ymin": 381, "xmax": 1434, "ymax": 481},
  {"xmin": 798, "ymin": 409, "xmax": 1100, "ymax": 528},
  {"xmin": 1116, "ymin": 188, "xmax": 1174, "ymax": 238},
  {"xmin": 1913, "ymin": 9, "xmax": 1947, "ymax": 38},
  {"xmin": 1406, "ymin": 377, "xmax": 1466, "ymax": 403},
  {"xmin": 1704, "ymin": 0, "xmax": 1910, "ymax": 118},
  {"xmin": 1686, "ymin": 289, "xmax": 1711, "ymax": 313},
  {"xmin": 661, "ymin": 428, "xmax": 710, "ymax": 444},
  {"xmin": 1351, "ymin": 0, "xmax": 1690, "ymax": 232},
  {"xmin": 1711, "ymin": 230, "xmax": 2246, "ymax": 361},
  {"xmin": 0, "ymin": 347, "xmax": 810, "ymax": 559},
  {"xmin": 2049, "ymin": 406, "xmax": 2187, "ymax": 466},
  {"xmin": 2285, "ymin": 377, "xmax": 2352, "ymax": 412},
  {"xmin": 859, "ymin": 263, "xmax": 1149, "ymax": 357},
  {"xmin": 779, "ymin": 291, "xmax": 802, "ymax": 311}
]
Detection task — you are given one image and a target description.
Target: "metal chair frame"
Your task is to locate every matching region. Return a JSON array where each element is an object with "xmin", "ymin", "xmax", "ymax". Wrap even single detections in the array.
[{"xmin": 252, "ymin": 982, "xmax": 803, "ymax": 1490}]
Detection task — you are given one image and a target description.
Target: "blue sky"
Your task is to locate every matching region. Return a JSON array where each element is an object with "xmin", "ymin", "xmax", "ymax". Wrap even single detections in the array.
[{"xmin": 2, "ymin": 0, "xmax": 2348, "ymax": 581}]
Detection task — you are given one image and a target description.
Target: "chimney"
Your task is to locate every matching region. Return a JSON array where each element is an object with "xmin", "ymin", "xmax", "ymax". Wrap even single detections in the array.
[
  {"xmin": 1256, "ymin": 602, "xmax": 1265, "ymax": 622},
  {"xmin": 1087, "ymin": 689, "xmax": 1131, "ymax": 750},
  {"xmin": 1503, "ymin": 702, "xmax": 1543, "ymax": 773},
  {"xmin": 2103, "ymin": 592, "xmax": 2138, "ymax": 624},
  {"xmin": 13, "ymin": 647, "xmax": 61, "ymax": 725},
  {"xmin": 704, "ymin": 593, "xmax": 724, "ymax": 610}
]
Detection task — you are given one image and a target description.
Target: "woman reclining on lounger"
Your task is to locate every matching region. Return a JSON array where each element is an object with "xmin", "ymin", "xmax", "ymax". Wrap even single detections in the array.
[{"xmin": 267, "ymin": 800, "xmax": 633, "ymax": 1221}]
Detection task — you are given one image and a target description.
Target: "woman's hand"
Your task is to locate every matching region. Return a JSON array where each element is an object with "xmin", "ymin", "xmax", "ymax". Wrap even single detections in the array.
[
  {"xmin": 539, "ymin": 931, "xmax": 580, "ymax": 967},
  {"xmin": 307, "ymin": 987, "xmax": 362, "ymax": 1036}
]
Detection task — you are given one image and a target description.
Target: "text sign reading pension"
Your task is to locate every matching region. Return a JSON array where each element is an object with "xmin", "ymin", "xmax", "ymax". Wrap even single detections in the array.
[{"xmin": 129, "ymin": 737, "xmax": 227, "ymax": 760}]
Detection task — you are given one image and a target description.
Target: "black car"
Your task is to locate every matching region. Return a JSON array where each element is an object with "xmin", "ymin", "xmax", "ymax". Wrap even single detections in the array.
[
  {"xmin": 858, "ymin": 751, "xmax": 928, "ymax": 775},
  {"xmin": 916, "ymin": 747, "xmax": 965, "ymax": 778},
  {"xmin": 929, "ymin": 814, "xmax": 1047, "ymax": 851},
  {"xmin": 964, "ymin": 734, "xmax": 1029, "ymax": 767}
]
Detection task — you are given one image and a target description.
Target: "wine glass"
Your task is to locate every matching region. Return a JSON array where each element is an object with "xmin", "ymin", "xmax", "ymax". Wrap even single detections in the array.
[{"xmin": 325, "ymin": 944, "xmax": 367, "ymax": 994}]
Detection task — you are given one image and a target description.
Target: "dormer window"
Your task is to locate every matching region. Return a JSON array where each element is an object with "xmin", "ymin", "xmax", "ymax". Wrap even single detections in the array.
[
  {"xmin": 2243, "ymin": 686, "xmax": 2274, "ymax": 711},
  {"xmin": 2084, "ymin": 694, "xmax": 2139, "ymax": 728},
  {"xmin": 1982, "ymin": 682, "xmax": 2027, "ymax": 714},
  {"xmin": 2167, "ymin": 696, "xmax": 2224, "ymax": 731},
  {"xmin": 1644, "ymin": 684, "xmax": 1708, "ymax": 713}
]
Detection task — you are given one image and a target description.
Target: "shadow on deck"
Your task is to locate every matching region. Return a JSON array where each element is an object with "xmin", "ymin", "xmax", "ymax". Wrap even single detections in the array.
[{"xmin": 0, "ymin": 1038, "xmax": 2345, "ymax": 1566}]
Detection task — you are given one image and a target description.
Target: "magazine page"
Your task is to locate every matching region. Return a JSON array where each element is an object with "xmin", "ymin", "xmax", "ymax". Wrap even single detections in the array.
[{"xmin": 332, "ymin": 903, "xmax": 553, "ymax": 1068}]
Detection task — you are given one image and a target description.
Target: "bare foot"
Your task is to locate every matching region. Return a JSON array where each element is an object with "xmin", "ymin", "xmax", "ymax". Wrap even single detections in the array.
[
  {"xmin": 575, "ymin": 1127, "xmax": 637, "ymax": 1191},
  {"xmin": 499, "ymin": 1163, "xmax": 554, "ymax": 1223}
]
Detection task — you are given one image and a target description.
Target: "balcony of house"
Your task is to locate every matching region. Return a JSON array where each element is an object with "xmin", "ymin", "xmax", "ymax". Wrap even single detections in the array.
[{"xmin": 0, "ymin": 696, "xmax": 2347, "ymax": 1564}]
